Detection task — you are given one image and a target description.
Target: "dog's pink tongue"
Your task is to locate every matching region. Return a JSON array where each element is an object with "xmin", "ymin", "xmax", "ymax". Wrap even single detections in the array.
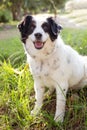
[{"xmin": 34, "ymin": 41, "xmax": 43, "ymax": 49}]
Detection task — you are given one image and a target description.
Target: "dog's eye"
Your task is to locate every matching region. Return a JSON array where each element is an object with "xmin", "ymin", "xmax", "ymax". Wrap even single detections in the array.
[
  {"xmin": 29, "ymin": 21, "xmax": 36, "ymax": 32},
  {"xmin": 42, "ymin": 23, "xmax": 49, "ymax": 32},
  {"xmin": 30, "ymin": 24, "xmax": 36, "ymax": 31}
]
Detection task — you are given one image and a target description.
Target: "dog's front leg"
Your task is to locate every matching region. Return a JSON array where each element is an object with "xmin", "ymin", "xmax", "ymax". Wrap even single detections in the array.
[
  {"xmin": 31, "ymin": 79, "xmax": 45, "ymax": 115},
  {"xmin": 54, "ymin": 82, "xmax": 68, "ymax": 122}
]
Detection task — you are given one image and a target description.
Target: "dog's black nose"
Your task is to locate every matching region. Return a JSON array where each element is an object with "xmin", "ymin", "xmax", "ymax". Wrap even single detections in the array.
[{"xmin": 34, "ymin": 33, "xmax": 42, "ymax": 40}]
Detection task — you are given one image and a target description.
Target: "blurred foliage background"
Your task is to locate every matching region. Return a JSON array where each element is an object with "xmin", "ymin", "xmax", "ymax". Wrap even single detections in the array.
[{"xmin": 0, "ymin": 0, "xmax": 67, "ymax": 22}]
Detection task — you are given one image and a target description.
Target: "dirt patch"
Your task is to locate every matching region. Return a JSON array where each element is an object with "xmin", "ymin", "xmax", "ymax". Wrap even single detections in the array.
[{"xmin": 0, "ymin": 28, "xmax": 19, "ymax": 40}]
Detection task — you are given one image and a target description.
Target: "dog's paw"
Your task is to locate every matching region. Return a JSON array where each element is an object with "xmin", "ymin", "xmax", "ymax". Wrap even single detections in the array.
[
  {"xmin": 54, "ymin": 114, "xmax": 64, "ymax": 123},
  {"xmin": 31, "ymin": 108, "xmax": 40, "ymax": 116}
]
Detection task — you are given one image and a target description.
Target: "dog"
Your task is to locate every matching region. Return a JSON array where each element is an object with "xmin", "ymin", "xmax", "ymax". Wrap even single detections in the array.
[{"xmin": 18, "ymin": 15, "xmax": 87, "ymax": 122}]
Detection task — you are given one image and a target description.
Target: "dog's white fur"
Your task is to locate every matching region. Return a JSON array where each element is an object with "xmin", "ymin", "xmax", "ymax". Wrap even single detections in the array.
[{"xmin": 19, "ymin": 16, "xmax": 87, "ymax": 122}]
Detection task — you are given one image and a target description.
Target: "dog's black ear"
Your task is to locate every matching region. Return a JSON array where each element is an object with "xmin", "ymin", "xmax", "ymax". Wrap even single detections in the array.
[
  {"xmin": 47, "ymin": 17, "xmax": 62, "ymax": 41},
  {"xmin": 17, "ymin": 15, "xmax": 32, "ymax": 43},
  {"xmin": 18, "ymin": 15, "xmax": 32, "ymax": 31},
  {"xmin": 57, "ymin": 24, "xmax": 63, "ymax": 33}
]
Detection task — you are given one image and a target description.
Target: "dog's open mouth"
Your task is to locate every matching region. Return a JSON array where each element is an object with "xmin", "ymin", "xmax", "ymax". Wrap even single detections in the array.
[{"xmin": 33, "ymin": 41, "xmax": 45, "ymax": 49}]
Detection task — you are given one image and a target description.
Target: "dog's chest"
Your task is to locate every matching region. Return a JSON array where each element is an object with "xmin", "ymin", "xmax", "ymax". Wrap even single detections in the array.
[
  {"xmin": 32, "ymin": 60, "xmax": 49, "ymax": 76},
  {"xmin": 29, "ymin": 56, "xmax": 60, "ymax": 79}
]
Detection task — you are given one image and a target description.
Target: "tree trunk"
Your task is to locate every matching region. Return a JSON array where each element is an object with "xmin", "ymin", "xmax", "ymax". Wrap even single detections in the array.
[
  {"xmin": 11, "ymin": 7, "xmax": 21, "ymax": 21},
  {"xmin": 11, "ymin": 2, "xmax": 22, "ymax": 21}
]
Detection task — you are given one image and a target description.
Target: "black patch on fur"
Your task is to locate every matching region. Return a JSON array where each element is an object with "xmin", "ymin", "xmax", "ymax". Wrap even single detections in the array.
[
  {"xmin": 46, "ymin": 17, "xmax": 62, "ymax": 41},
  {"xmin": 67, "ymin": 58, "xmax": 71, "ymax": 64},
  {"xmin": 18, "ymin": 15, "xmax": 36, "ymax": 43},
  {"xmin": 42, "ymin": 22, "xmax": 50, "ymax": 33},
  {"xmin": 40, "ymin": 61, "xmax": 44, "ymax": 72}
]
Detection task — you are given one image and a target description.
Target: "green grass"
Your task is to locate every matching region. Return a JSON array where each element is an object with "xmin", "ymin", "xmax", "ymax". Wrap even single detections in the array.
[
  {"xmin": 0, "ymin": 37, "xmax": 21, "ymax": 57},
  {"xmin": 0, "ymin": 36, "xmax": 25, "ymax": 67},
  {"xmin": 0, "ymin": 28, "xmax": 87, "ymax": 130}
]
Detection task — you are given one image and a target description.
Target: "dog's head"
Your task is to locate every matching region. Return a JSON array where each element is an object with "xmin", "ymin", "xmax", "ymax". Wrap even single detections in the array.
[{"xmin": 18, "ymin": 15, "xmax": 62, "ymax": 57}]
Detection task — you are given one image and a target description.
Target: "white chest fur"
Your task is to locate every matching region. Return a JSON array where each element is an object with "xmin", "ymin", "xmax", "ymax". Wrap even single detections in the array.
[{"xmin": 28, "ymin": 54, "xmax": 60, "ymax": 87}]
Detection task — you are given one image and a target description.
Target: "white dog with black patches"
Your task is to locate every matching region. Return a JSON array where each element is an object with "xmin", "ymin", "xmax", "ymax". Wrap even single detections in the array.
[{"xmin": 18, "ymin": 15, "xmax": 87, "ymax": 122}]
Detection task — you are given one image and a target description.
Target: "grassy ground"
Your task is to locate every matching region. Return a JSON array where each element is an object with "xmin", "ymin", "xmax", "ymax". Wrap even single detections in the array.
[
  {"xmin": 0, "ymin": 28, "xmax": 25, "ymax": 67},
  {"xmin": 0, "ymin": 28, "xmax": 87, "ymax": 130}
]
